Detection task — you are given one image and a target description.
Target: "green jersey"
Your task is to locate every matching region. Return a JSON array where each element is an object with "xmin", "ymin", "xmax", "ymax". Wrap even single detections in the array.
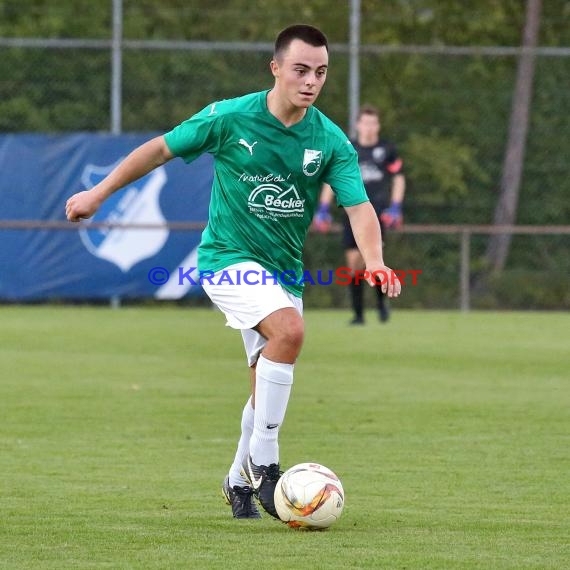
[{"xmin": 164, "ymin": 90, "xmax": 367, "ymax": 297}]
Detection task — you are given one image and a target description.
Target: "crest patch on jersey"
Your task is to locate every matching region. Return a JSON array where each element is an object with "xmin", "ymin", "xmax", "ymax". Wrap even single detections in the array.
[
  {"xmin": 302, "ymin": 149, "xmax": 322, "ymax": 177},
  {"xmin": 372, "ymin": 147, "xmax": 386, "ymax": 162}
]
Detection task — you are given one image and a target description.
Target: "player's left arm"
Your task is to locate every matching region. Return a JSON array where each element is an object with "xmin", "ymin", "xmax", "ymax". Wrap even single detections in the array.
[{"xmin": 344, "ymin": 201, "xmax": 401, "ymax": 298}]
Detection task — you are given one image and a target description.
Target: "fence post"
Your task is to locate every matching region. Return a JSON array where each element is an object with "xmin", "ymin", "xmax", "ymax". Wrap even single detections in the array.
[
  {"xmin": 460, "ymin": 230, "xmax": 471, "ymax": 311},
  {"xmin": 111, "ymin": 0, "xmax": 123, "ymax": 134},
  {"xmin": 348, "ymin": 0, "xmax": 361, "ymax": 138}
]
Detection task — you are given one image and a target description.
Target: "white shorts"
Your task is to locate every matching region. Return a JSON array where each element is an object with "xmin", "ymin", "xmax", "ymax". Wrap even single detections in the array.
[{"xmin": 201, "ymin": 261, "xmax": 303, "ymax": 366}]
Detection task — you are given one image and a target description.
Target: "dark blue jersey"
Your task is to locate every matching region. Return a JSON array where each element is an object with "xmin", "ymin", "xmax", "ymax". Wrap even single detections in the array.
[{"xmin": 351, "ymin": 139, "xmax": 403, "ymax": 214}]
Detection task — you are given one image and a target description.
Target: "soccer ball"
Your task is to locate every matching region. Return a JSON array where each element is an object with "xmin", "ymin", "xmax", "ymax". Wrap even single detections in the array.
[{"xmin": 274, "ymin": 462, "xmax": 344, "ymax": 529}]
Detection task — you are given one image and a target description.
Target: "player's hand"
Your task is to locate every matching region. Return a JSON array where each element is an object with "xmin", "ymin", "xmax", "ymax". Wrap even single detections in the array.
[
  {"xmin": 365, "ymin": 264, "xmax": 402, "ymax": 298},
  {"xmin": 312, "ymin": 203, "xmax": 332, "ymax": 233},
  {"xmin": 65, "ymin": 189, "xmax": 103, "ymax": 222},
  {"xmin": 380, "ymin": 202, "xmax": 403, "ymax": 230}
]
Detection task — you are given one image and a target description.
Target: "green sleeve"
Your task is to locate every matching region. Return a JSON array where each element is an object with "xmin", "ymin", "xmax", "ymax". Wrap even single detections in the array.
[
  {"xmin": 323, "ymin": 139, "xmax": 368, "ymax": 207},
  {"xmin": 164, "ymin": 103, "xmax": 222, "ymax": 163}
]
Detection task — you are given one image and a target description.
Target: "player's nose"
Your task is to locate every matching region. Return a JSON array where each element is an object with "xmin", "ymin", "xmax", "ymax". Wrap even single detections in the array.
[{"xmin": 304, "ymin": 73, "xmax": 317, "ymax": 86}]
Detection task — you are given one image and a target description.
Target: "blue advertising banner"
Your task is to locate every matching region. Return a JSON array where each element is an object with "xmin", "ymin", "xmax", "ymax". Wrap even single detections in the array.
[{"xmin": 0, "ymin": 134, "xmax": 213, "ymax": 300}]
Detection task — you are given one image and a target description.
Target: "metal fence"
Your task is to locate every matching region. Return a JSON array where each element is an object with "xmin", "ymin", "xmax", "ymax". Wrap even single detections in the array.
[
  {"xmin": 1, "ymin": 220, "xmax": 568, "ymax": 310},
  {"xmin": 2, "ymin": 1, "xmax": 568, "ymax": 216},
  {"xmin": 1, "ymin": 0, "xmax": 569, "ymax": 135},
  {"xmin": 1, "ymin": 1, "xmax": 568, "ymax": 309}
]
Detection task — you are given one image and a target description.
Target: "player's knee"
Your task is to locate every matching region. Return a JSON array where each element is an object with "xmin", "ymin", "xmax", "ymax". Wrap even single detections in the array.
[{"xmin": 279, "ymin": 318, "xmax": 304, "ymax": 352}]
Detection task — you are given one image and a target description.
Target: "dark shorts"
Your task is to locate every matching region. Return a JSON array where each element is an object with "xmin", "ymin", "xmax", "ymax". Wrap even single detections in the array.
[{"xmin": 342, "ymin": 215, "xmax": 386, "ymax": 250}]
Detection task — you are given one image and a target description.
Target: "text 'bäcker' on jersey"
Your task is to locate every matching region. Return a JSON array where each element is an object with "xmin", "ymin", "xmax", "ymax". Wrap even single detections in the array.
[
  {"xmin": 239, "ymin": 146, "xmax": 323, "ymax": 221},
  {"xmin": 238, "ymin": 170, "xmax": 305, "ymax": 220}
]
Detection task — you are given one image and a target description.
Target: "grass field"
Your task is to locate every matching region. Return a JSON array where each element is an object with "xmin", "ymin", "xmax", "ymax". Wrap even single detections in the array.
[{"xmin": 0, "ymin": 307, "xmax": 568, "ymax": 569}]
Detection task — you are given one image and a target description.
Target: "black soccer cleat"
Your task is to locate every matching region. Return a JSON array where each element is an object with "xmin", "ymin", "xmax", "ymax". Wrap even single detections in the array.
[
  {"xmin": 241, "ymin": 455, "xmax": 282, "ymax": 520},
  {"xmin": 222, "ymin": 475, "xmax": 261, "ymax": 519}
]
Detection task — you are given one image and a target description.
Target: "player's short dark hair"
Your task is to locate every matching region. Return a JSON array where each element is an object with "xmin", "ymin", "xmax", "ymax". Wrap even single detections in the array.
[
  {"xmin": 274, "ymin": 25, "xmax": 329, "ymax": 60},
  {"xmin": 358, "ymin": 105, "xmax": 380, "ymax": 120}
]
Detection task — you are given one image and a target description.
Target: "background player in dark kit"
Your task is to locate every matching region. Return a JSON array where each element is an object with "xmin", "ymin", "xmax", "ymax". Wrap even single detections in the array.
[{"xmin": 315, "ymin": 105, "xmax": 406, "ymax": 324}]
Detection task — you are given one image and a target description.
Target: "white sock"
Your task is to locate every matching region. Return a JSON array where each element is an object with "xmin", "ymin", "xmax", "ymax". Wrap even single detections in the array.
[
  {"xmin": 228, "ymin": 397, "xmax": 255, "ymax": 488},
  {"xmin": 249, "ymin": 355, "xmax": 294, "ymax": 467}
]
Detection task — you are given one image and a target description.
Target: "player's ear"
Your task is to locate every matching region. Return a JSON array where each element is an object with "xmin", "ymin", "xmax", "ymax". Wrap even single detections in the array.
[{"xmin": 270, "ymin": 59, "xmax": 280, "ymax": 79}]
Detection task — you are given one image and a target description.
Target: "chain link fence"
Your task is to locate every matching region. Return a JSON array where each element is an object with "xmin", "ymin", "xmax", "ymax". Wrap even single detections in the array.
[{"xmin": 1, "ymin": 0, "xmax": 568, "ymax": 309}]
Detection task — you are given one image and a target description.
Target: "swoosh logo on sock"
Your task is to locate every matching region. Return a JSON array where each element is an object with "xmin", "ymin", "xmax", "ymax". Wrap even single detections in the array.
[{"xmin": 266, "ymin": 423, "xmax": 279, "ymax": 429}]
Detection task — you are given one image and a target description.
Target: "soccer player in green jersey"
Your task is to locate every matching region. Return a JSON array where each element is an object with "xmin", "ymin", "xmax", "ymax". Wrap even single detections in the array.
[{"xmin": 66, "ymin": 24, "xmax": 401, "ymax": 520}]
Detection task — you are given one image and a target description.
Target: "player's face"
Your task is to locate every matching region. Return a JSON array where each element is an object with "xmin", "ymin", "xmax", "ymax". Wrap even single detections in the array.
[
  {"xmin": 271, "ymin": 39, "xmax": 329, "ymax": 109},
  {"xmin": 356, "ymin": 114, "xmax": 380, "ymax": 143}
]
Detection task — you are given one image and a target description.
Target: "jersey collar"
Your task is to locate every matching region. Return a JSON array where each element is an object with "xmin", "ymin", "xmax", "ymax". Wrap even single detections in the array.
[{"xmin": 261, "ymin": 90, "xmax": 314, "ymax": 132}]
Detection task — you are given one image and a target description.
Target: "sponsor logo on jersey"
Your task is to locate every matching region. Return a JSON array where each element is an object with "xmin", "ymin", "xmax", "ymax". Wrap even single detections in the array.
[
  {"xmin": 302, "ymin": 149, "xmax": 322, "ymax": 176},
  {"xmin": 79, "ymin": 160, "xmax": 168, "ymax": 272},
  {"xmin": 238, "ymin": 138, "xmax": 258, "ymax": 156},
  {"xmin": 360, "ymin": 162, "xmax": 384, "ymax": 183},
  {"xmin": 247, "ymin": 183, "xmax": 305, "ymax": 219},
  {"xmin": 239, "ymin": 172, "xmax": 289, "ymax": 184}
]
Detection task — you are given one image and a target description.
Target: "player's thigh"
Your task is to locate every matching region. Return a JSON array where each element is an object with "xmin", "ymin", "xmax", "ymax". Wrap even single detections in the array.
[
  {"xmin": 202, "ymin": 261, "xmax": 303, "ymax": 364},
  {"xmin": 202, "ymin": 261, "xmax": 294, "ymax": 330}
]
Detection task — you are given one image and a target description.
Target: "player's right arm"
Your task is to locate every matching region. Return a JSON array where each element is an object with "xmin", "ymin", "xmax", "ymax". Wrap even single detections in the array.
[
  {"xmin": 344, "ymin": 201, "xmax": 401, "ymax": 298},
  {"xmin": 65, "ymin": 135, "xmax": 174, "ymax": 222}
]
